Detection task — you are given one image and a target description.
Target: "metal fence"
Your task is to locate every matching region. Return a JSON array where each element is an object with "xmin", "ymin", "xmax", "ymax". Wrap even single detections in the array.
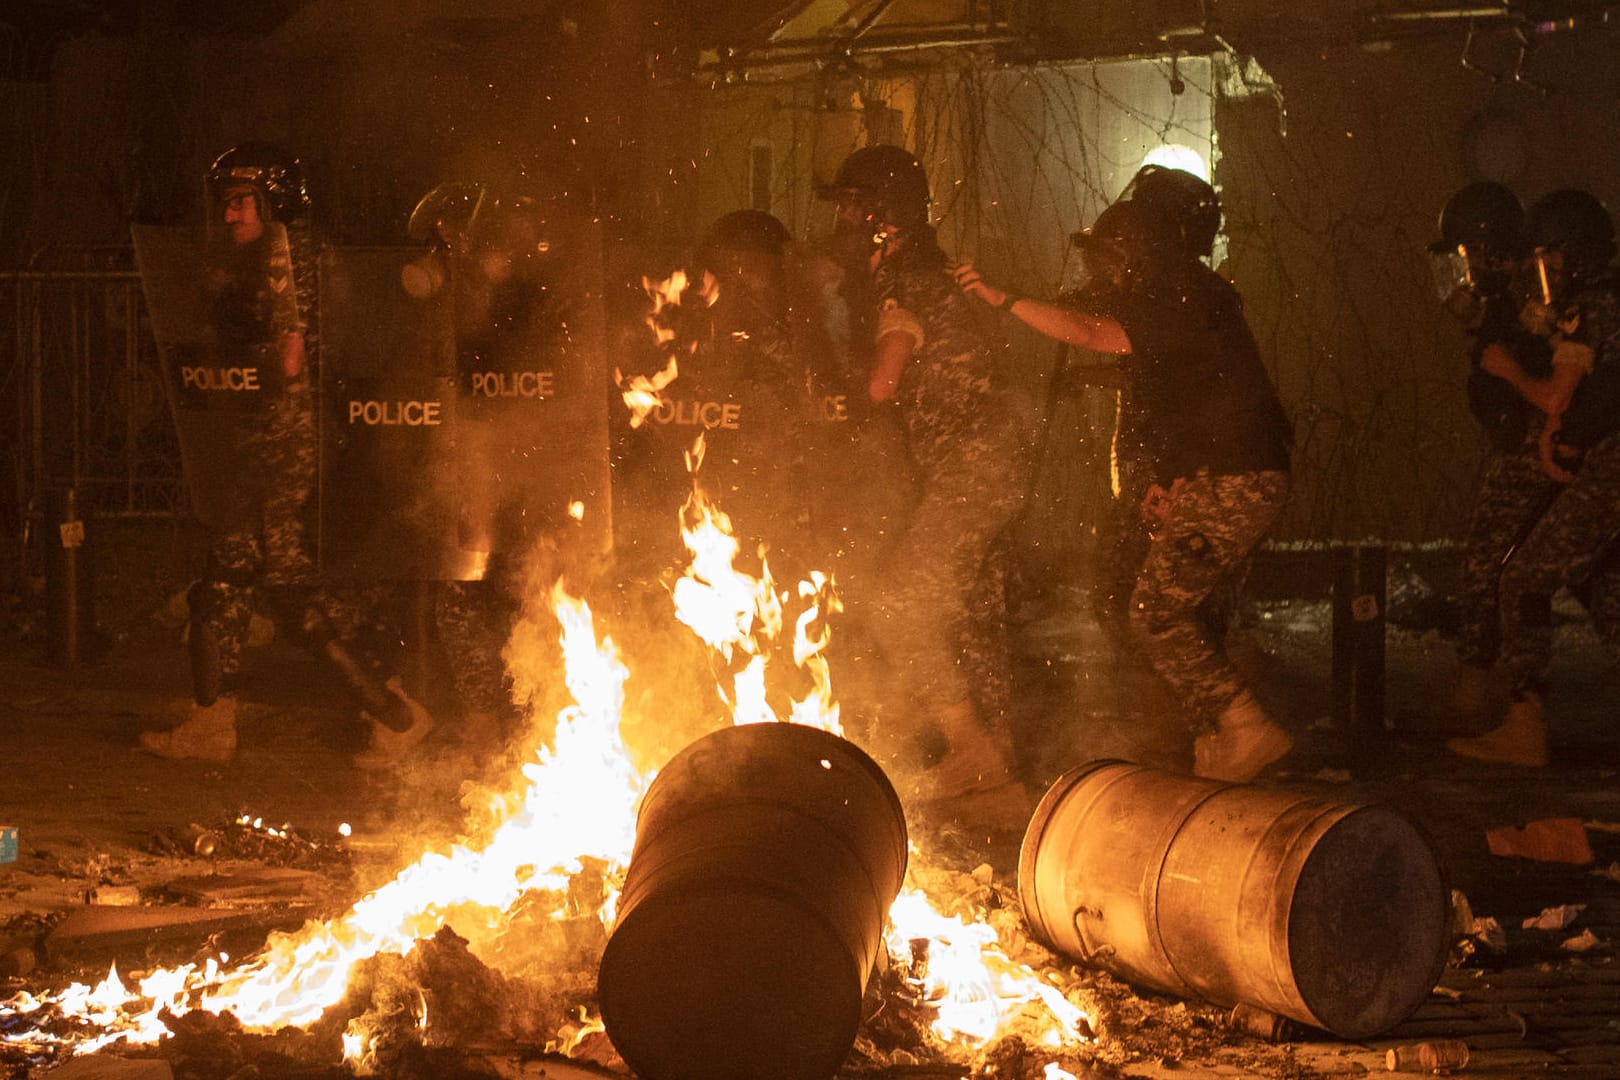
[{"xmin": 2, "ymin": 255, "xmax": 187, "ymax": 577}]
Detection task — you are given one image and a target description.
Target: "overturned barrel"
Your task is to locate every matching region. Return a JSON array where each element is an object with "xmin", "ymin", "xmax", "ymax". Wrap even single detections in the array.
[
  {"xmin": 1018, "ymin": 760, "xmax": 1448, "ymax": 1038},
  {"xmin": 598, "ymin": 722, "xmax": 908, "ymax": 1080}
]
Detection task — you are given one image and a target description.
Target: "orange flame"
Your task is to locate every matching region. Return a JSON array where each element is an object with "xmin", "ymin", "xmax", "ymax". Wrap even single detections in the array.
[
  {"xmin": 886, "ymin": 889, "xmax": 1090, "ymax": 1051},
  {"xmin": 615, "ymin": 267, "xmax": 717, "ymax": 428},
  {"xmin": 1, "ymin": 582, "xmax": 642, "ymax": 1051},
  {"xmin": 615, "ymin": 356, "xmax": 678, "ymax": 429},
  {"xmin": 2, "ymin": 439, "xmax": 1091, "ymax": 1070}
]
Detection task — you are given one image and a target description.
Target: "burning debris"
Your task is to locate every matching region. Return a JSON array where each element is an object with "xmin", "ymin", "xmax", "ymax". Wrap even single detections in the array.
[
  {"xmin": 149, "ymin": 816, "xmax": 352, "ymax": 872},
  {"xmin": 2, "ymin": 462, "xmax": 1102, "ymax": 1080}
]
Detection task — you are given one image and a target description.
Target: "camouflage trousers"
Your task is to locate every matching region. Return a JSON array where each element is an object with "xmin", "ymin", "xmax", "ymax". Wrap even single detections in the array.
[
  {"xmin": 1500, "ymin": 431, "xmax": 1620, "ymax": 699},
  {"xmin": 875, "ymin": 448, "xmax": 1024, "ymax": 722},
  {"xmin": 193, "ymin": 393, "xmax": 318, "ymax": 681},
  {"xmin": 1091, "ymin": 456, "xmax": 1152, "ymax": 655},
  {"xmin": 1129, "ymin": 469, "xmax": 1289, "ymax": 729},
  {"xmin": 435, "ymin": 576, "xmax": 519, "ymax": 719},
  {"xmin": 1454, "ymin": 439, "xmax": 1561, "ymax": 670}
]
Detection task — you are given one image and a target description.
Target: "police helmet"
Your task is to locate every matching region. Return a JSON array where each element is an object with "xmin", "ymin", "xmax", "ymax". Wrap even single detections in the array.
[
  {"xmin": 206, "ymin": 143, "xmax": 311, "ymax": 223},
  {"xmin": 1524, "ymin": 188, "xmax": 1616, "ymax": 281},
  {"xmin": 1071, "ymin": 198, "xmax": 1172, "ymax": 256},
  {"xmin": 701, "ymin": 209, "xmax": 792, "ymax": 257},
  {"xmin": 1118, "ymin": 165, "xmax": 1221, "ymax": 260},
  {"xmin": 816, "ymin": 145, "xmax": 931, "ymax": 229},
  {"xmin": 1436, "ymin": 181, "xmax": 1524, "ymax": 256},
  {"xmin": 407, "ymin": 182, "xmax": 488, "ymax": 244}
]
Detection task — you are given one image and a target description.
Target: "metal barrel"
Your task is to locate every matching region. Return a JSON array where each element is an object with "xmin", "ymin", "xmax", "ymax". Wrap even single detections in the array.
[
  {"xmin": 598, "ymin": 722, "xmax": 908, "ymax": 1080},
  {"xmin": 1018, "ymin": 760, "xmax": 1449, "ymax": 1039}
]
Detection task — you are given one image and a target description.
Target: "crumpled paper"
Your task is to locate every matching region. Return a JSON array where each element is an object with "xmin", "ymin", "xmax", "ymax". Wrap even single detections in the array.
[
  {"xmin": 1470, "ymin": 916, "xmax": 1507, "ymax": 953},
  {"xmin": 1561, "ymin": 928, "xmax": 1604, "ymax": 953},
  {"xmin": 1522, "ymin": 904, "xmax": 1586, "ymax": 931}
]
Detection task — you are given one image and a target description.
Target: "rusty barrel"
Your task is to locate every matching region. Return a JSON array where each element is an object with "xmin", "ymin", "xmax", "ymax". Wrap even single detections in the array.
[
  {"xmin": 1018, "ymin": 760, "xmax": 1448, "ymax": 1038},
  {"xmin": 598, "ymin": 722, "xmax": 908, "ymax": 1080}
]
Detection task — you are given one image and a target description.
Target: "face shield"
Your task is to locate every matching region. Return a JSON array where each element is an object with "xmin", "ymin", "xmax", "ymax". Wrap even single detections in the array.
[
  {"xmin": 1519, "ymin": 246, "xmax": 1566, "ymax": 336},
  {"xmin": 1071, "ymin": 231, "xmax": 1131, "ymax": 293},
  {"xmin": 1428, "ymin": 239, "xmax": 1522, "ymax": 325},
  {"xmin": 825, "ymin": 193, "xmax": 884, "ymax": 244},
  {"xmin": 1437, "ymin": 240, "xmax": 1519, "ymax": 296},
  {"xmin": 702, "ymin": 246, "xmax": 786, "ymax": 321}
]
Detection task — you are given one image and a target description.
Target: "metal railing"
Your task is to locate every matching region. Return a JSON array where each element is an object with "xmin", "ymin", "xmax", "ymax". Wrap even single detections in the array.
[{"xmin": 2, "ymin": 258, "xmax": 187, "ymax": 552}]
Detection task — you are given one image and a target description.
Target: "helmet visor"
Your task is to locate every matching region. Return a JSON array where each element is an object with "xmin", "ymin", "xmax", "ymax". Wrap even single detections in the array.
[{"xmin": 1427, "ymin": 245, "xmax": 1471, "ymax": 303}]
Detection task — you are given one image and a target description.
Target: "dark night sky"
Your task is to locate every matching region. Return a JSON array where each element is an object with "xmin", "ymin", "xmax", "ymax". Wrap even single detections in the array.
[{"xmin": 6, "ymin": 0, "xmax": 810, "ymax": 42}]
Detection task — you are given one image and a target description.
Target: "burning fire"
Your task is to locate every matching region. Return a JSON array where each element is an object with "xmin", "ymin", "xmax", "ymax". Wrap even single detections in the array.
[
  {"xmin": 885, "ymin": 889, "xmax": 1088, "ymax": 1048},
  {"xmin": 614, "ymin": 267, "xmax": 719, "ymax": 427},
  {"xmin": 1, "ymin": 265, "xmax": 1091, "ymax": 1072}
]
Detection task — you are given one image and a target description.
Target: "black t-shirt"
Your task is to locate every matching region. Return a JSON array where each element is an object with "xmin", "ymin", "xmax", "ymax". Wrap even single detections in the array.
[
  {"xmin": 1091, "ymin": 262, "xmax": 1292, "ymax": 483},
  {"xmin": 1553, "ymin": 271, "xmax": 1620, "ymax": 450},
  {"xmin": 1468, "ymin": 291, "xmax": 1551, "ymax": 452}
]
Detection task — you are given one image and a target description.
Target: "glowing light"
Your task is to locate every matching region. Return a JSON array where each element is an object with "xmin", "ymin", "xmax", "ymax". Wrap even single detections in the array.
[{"xmin": 1140, "ymin": 143, "xmax": 1210, "ymax": 182}]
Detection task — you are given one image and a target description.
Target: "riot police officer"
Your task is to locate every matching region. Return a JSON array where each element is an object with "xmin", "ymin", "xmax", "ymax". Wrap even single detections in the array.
[
  {"xmin": 1427, "ymin": 182, "xmax": 1557, "ymax": 724},
  {"xmin": 690, "ymin": 209, "xmax": 809, "ymax": 552},
  {"xmin": 407, "ymin": 183, "xmax": 582, "ymax": 751},
  {"xmin": 958, "ymin": 177, "xmax": 1294, "ymax": 783},
  {"xmin": 141, "ymin": 144, "xmax": 431, "ymax": 763},
  {"xmin": 817, "ymin": 145, "xmax": 1028, "ymax": 809},
  {"xmin": 1085, "ymin": 165, "xmax": 1226, "ymax": 657},
  {"xmin": 1449, "ymin": 188, "xmax": 1620, "ymax": 766}
]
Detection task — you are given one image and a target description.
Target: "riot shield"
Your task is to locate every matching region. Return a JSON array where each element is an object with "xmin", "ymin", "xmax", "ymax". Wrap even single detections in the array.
[
  {"xmin": 132, "ymin": 223, "xmax": 300, "ymax": 531},
  {"xmin": 451, "ymin": 212, "xmax": 612, "ymax": 566},
  {"xmin": 620, "ymin": 278, "xmax": 813, "ymax": 558},
  {"xmin": 317, "ymin": 245, "xmax": 472, "ymax": 581}
]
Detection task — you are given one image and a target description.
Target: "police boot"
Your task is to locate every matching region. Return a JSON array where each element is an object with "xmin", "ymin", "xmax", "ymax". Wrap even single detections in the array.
[
  {"xmin": 1447, "ymin": 692, "xmax": 1548, "ymax": 767},
  {"xmin": 139, "ymin": 697, "xmax": 238, "ymax": 762},
  {"xmin": 353, "ymin": 679, "xmax": 435, "ymax": 770},
  {"xmin": 910, "ymin": 702, "xmax": 1031, "ymax": 830},
  {"xmin": 1196, "ymin": 691, "xmax": 1293, "ymax": 783}
]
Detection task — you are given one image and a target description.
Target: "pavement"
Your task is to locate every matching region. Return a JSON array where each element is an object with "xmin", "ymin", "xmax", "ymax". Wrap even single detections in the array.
[{"xmin": 2, "ymin": 524, "xmax": 1619, "ymax": 1078}]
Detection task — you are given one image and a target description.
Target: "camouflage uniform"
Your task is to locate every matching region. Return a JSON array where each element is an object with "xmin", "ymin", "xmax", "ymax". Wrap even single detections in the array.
[
  {"xmin": 190, "ymin": 224, "xmax": 321, "ymax": 694},
  {"xmin": 1455, "ymin": 437, "xmax": 1560, "ymax": 670},
  {"xmin": 869, "ymin": 231, "xmax": 1026, "ymax": 724},
  {"xmin": 1131, "ymin": 469, "xmax": 1288, "ymax": 721},
  {"xmin": 435, "ymin": 574, "xmax": 518, "ymax": 720},
  {"xmin": 1097, "ymin": 260, "xmax": 1293, "ymax": 730},
  {"xmin": 1499, "ymin": 276, "xmax": 1620, "ymax": 698},
  {"xmin": 1454, "ymin": 301, "xmax": 1557, "ymax": 670}
]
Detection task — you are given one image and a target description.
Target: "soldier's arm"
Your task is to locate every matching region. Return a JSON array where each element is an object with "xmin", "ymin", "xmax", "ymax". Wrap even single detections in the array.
[
  {"xmin": 1489, "ymin": 341, "xmax": 1585, "ymax": 416},
  {"xmin": 869, "ymin": 295, "xmax": 924, "ymax": 402},
  {"xmin": 870, "ymin": 329, "xmax": 913, "ymax": 402},
  {"xmin": 1006, "ymin": 297, "xmax": 1133, "ymax": 354},
  {"xmin": 954, "ymin": 262, "xmax": 1131, "ymax": 353}
]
